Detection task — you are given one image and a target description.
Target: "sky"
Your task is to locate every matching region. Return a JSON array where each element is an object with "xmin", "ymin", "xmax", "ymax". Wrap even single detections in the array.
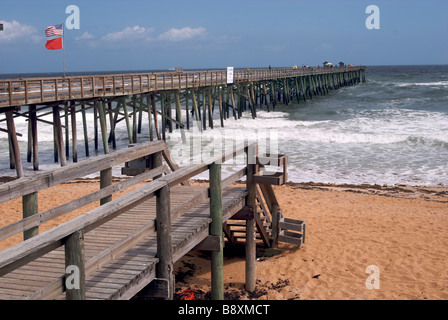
[{"xmin": 1, "ymin": 0, "xmax": 447, "ymax": 74}]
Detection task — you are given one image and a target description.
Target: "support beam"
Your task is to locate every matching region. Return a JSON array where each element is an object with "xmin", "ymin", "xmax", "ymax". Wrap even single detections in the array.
[
  {"xmin": 81, "ymin": 105, "xmax": 89, "ymax": 157},
  {"xmin": 245, "ymin": 144, "xmax": 257, "ymax": 292},
  {"xmin": 52, "ymin": 106, "xmax": 67, "ymax": 167},
  {"xmin": 23, "ymin": 192, "xmax": 38, "ymax": 240},
  {"xmin": 146, "ymin": 95, "xmax": 154, "ymax": 141},
  {"xmin": 97, "ymin": 101, "xmax": 109, "ymax": 154},
  {"xmin": 70, "ymin": 101, "xmax": 78, "ymax": 163},
  {"xmin": 156, "ymin": 184, "xmax": 174, "ymax": 300},
  {"xmin": 29, "ymin": 105, "xmax": 38, "ymax": 171},
  {"xmin": 65, "ymin": 230, "xmax": 86, "ymax": 300},
  {"xmin": 6, "ymin": 111, "xmax": 23, "ymax": 177},
  {"xmin": 209, "ymin": 162, "xmax": 223, "ymax": 300}
]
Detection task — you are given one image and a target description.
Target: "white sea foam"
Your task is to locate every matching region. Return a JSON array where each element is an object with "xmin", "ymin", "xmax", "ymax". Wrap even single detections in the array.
[
  {"xmin": 1, "ymin": 66, "xmax": 448, "ymax": 186},
  {"xmin": 394, "ymin": 81, "xmax": 448, "ymax": 87}
]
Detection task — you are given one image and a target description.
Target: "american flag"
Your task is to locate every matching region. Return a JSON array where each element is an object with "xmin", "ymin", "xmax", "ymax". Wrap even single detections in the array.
[{"xmin": 45, "ymin": 24, "xmax": 63, "ymax": 37}]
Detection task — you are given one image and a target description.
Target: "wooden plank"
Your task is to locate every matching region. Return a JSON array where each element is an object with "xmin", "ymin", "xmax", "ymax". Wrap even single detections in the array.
[
  {"xmin": 0, "ymin": 140, "xmax": 166, "ymax": 203},
  {"xmin": 0, "ymin": 166, "xmax": 165, "ymax": 242},
  {"xmin": 278, "ymin": 230, "xmax": 303, "ymax": 246},
  {"xmin": 0, "ymin": 179, "xmax": 166, "ymax": 277},
  {"xmin": 0, "ymin": 143, "xmax": 253, "ymax": 300},
  {"xmin": 279, "ymin": 217, "xmax": 305, "ymax": 232}
]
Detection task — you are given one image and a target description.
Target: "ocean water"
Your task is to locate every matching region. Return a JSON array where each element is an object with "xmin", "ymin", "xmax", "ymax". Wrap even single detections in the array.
[{"xmin": 1, "ymin": 65, "xmax": 447, "ymax": 186}]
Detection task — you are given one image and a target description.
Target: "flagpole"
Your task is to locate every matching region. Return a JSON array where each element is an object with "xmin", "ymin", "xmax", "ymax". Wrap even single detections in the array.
[{"xmin": 62, "ymin": 22, "xmax": 66, "ymax": 78}]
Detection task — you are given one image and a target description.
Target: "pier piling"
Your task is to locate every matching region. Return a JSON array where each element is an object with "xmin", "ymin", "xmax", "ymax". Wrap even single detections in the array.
[{"xmin": 0, "ymin": 66, "xmax": 365, "ymax": 178}]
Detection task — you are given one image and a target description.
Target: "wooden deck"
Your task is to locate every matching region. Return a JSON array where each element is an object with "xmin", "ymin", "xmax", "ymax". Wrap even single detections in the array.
[
  {"xmin": 0, "ymin": 66, "xmax": 365, "ymax": 109},
  {"xmin": 0, "ymin": 140, "xmax": 305, "ymax": 300},
  {"xmin": 0, "ymin": 185, "xmax": 246, "ymax": 300}
]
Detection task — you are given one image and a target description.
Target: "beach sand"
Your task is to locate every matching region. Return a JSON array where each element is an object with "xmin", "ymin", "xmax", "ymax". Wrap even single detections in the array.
[{"xmin": 1, "ymin": 179, "xmax": 447, "ymax": 300}]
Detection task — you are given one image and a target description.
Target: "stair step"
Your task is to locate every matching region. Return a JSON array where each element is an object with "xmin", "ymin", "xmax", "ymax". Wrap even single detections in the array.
[
  {"xmin": 227, "ymin": 221, "xmax": 246, "ymax": 227},
  {"xmin": 279, "ymin": 217, "xmax": 305, "ymax": 232},
  {"xmin": 278, "ymin": 230, "xmax": 303, "ymax": 246}
]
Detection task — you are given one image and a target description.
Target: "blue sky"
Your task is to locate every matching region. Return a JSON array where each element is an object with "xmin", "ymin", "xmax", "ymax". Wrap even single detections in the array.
[{"xmin": 1, "ymin": 0, "xmax": 447, "ymax": 74}]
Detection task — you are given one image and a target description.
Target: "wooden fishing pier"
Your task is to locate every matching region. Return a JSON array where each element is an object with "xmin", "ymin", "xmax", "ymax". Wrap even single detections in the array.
[
  {"xmin": 0, "ymin": 140, "xmax": 305, "ymax": 300},
  {"xmin": 0, "ymin": 66, "xmax": 365, "ymax": 300},
  {"xmin": 0, "ymin": 66, "xmax": 365, "ymax": 178}
]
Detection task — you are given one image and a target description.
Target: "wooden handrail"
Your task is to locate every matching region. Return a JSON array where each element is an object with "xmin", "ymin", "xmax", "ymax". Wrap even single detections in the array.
[
  {"xmin": 0, "ymin": 140, "xmax": 166, "ymax": 203},
  {"xmin": 0, "ymin": 66, "xmax": 366, "ymax": 108},
  {"xmin": 0, "ymin": 141, "xmax": 253, "ymax": 277}
]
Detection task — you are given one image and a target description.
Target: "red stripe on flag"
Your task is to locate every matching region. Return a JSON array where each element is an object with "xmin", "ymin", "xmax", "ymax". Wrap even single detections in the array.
[{"xmin": 45, "ymin": 38, "xmax": 63, "ymax": 50}]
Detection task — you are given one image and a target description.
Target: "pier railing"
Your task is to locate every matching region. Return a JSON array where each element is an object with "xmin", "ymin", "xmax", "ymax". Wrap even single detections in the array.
[
  {"xmin": 0, "ymin": 66, "xmax": 365, "ymax": 108},
  {"xmin": 0, "ymin": 140, "xmax": 258, "ymax": 299}
]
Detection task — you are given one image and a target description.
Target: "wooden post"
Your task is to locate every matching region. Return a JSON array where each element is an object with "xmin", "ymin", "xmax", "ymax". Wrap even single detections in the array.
[
  {"xmin": 27, "ymin": 114, "xmax": 32, "ymax": 164},
  {"xmin": 270, "ymin": 203, "xmax": 280, "ymax": 248},
  {"xmin": 175, "ymin": 91, "xmax": 182, "ymax": 130},
  {"xmin": 81, "ymin": 105, "xmax": 89, "ymax": 157},
  {"xmin": 191, "ymin": 89, "xmax": 201, "ymax": 130},
  {"xmin": 161, "ymin": 92, "xmax": 166, "ymax": 140},
  {"xmin": 23, "ymin": 192, "xmax": 38, "ymax": 240},
  {"xmin": 108, "ymin": 102, "xmax": 117, "ymax": 150},
  {"xmin": 137, "ymin": 100, "xmax": 143, "ymax": 134},
  {"xmin": 151, "ymin": 151, "xmax": 163, "ymax": 180},
  {"xmin": 94, "ymin": 105, "xmax": 99, "ymax": 150},
  {"xmin": 230, "ymin": 87, "xmax": 237, "ymax": 120},
  {"xmin": 202, "ymin": 89, "xmax": 207, "ymax": 130},
  {"xmin": 151, "ymin": 94, "xmax": 161, "ymax": 140},
  {"xmin": 122, "ymin": 98, "xmax": 133, "ymax": 144},
  {"xmin": 185, "ymin": 91, "xmax": 190, "ymax": 130},
  {"xmin": 156, "ymin": 184, "xmax": 173, "ymax": 300},
  {"xmin": 30, "ymin": 105, "xmax": 39, "ymax": 170},
  {"xmin": 208, "ymin": 88, "xmax": 214, "ymax": 129},
  {"xmin": 245, "ymin": 143, "xmax": 257, "ymax": 292},
  {"xmin": 5, "ymin": 111, "xmax": 23, "ymax": 177},
  {"xmin": 132, "ymin": 98, "xmax": 138, "ymax": 143},
  {"xmin": 70, "ymin": 101, "xmax": 78, "ymax": 162},
  {"xmin": 100, "ymin": 167, "xmax": 112, "ymax": 205},
  {"xmin": 209, "ymin": 162, "xmax": 223, "ymax": 300},
  {"xmin": 218, "ymin": 87, "xmax": 224, "ymax": 127},
  {"xmin": 295, "ymin": 78, "xmax": 300, "ymax": 104},
  {"xmin": 166, "ymin": 93, "xmax": 173, "ymax": 133},
  {"xmin": 64, "ymin": 105, "xmax": 69, "ymax": 158},
  {"xmin": 65, "ymin": 230, "xmax": 86, "ymax": 300},
  {"xmin": 271, "ymin": 81, "xmax": 277, "ymax": 108},
  {"xmin": 98, "ymin": 101, "xmax": 109, "ymax": 154},
  {"xmin": 146, "ymin": 95, "xmax": 154, "ymax": 141},
  {"xmin": 52, "ymin": 106, "xmax": 67, "ymax": 167}
]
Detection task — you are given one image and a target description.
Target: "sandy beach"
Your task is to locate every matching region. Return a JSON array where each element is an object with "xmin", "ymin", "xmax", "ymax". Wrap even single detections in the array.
[{"xmin": 1, "ymin": 179, "xmax": 447, "ymax": 300}]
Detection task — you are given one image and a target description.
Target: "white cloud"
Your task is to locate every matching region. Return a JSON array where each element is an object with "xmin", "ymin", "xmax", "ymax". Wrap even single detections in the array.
[
  {"xmin": 101, "ymin": 26, "xmax": 154, "ymax": 42},
  {"xmin": 75, "ymin": 31, "xmax": 95, "ymax": 41},
  {"xmin": 0, "ymin": 20, "xmax": 41, "ymax": 43},
  {"xmin": 158, "ymin": 27, "xmax": 206, "ymax": 41}
]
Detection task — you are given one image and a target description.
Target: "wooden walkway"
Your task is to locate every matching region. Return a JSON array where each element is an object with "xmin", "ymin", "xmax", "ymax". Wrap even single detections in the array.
[
  {"xmin": 0, "ymin": 141, "xmax": 305, "ymax": 300},
  {"xmin": 0, "ymin": 66, "xmax": 365, "ymax": 108},
  {"xmin": 0, "ymin": 185, "xmax": 246, "ymax": 300},
  {"xmin": 0, "ymin": 66, "xmax": 365, "ymax": 179}
]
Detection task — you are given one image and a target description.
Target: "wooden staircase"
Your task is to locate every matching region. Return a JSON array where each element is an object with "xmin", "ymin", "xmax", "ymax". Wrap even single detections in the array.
[{"xmin": 223, "ymin": 154, "xmax": 306, "ymax": 249}]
